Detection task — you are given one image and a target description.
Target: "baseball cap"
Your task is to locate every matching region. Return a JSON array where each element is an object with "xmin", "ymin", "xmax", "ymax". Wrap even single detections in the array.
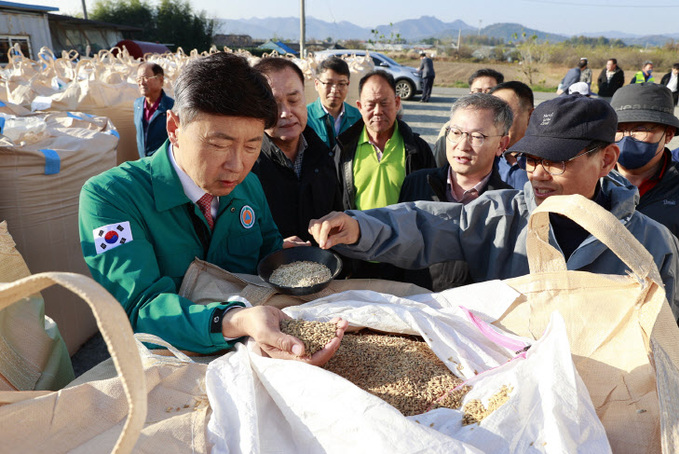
[
  {"xmin": 568, "ymin": 81, "xmax": 593, "ymax": 96},
  {"xmin": 610, "ymin": 83, "xmax": 679, "ymax": 130},
  {"xmin": 508, "ymin": 94, "xmax": 617, "ymax": 161}
]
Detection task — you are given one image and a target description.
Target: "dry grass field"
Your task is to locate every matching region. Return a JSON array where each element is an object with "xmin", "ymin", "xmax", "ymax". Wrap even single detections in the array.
[
  {"xmin": 398, "ymin": 58, "xmax": 571, "ymax": 91},
  {"xmin": 433, "ymin": 60, "xmax": 569, "ymax": 90}
]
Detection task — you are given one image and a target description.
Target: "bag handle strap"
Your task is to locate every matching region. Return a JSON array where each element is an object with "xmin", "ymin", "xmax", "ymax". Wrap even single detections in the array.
[
  {"xmin": 0, "ymin": 273, "xmax": 146, "ymax": 454},
  {"xmin": 526, "ymin": 194, "xmax": 657, "ymax": 283}
]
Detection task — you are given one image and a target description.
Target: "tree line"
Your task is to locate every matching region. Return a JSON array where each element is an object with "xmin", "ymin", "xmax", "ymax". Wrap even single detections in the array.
[{"xmin": 92, "ymin": 0, "xmax": 214, "ymax": 52}]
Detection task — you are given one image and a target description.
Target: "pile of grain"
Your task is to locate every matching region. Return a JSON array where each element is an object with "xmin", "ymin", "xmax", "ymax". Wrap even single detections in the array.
[
  {"xmin": 270, "ymin": 261, "xmax": 331, "ymax": 288},
  {"xmin": 280, "ymin": 319, "xmax": 337, "ymax": 356},
  {"xmin": 324, "ymin": 330, "xmax": 464, "ymax": 416},
  {"xmin": 281, "ymin": 321, "xmax": 513, "ymax": 423},
  {"xmin": 460, "ymin": 385, "xmax": 513, "ymax": 425}
]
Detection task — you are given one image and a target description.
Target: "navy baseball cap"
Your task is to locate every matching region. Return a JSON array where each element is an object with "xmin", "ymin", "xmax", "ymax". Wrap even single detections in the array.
[{"xmin": 508, "ymin": 94, "xmax": 617, "ymax": 161}]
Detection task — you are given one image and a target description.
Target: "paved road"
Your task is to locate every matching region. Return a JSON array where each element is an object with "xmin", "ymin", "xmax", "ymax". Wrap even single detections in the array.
[{"xmin": 401, "ymin": 87, "xmax": 679, "ymax": 150}]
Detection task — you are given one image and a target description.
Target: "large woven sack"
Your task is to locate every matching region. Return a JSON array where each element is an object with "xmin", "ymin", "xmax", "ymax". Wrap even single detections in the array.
[
  {"xmin": 0, "ymin": 272, "xmax": 212, "ymax": 453},
  {"xmin": 497, "ymin": 194, "xmax": 679, "ymax": 453},
  {"xmin": 206, "ymin": 286, "xmax": 610, "ymax": 452},
  {"xmin": 0, "ymin": 111, "xmax": 118, "ymax": 354},
  {"xmin": 0, "ymin": 221, "xmax": 73, "ymax": 391},
  {"xmin": 179, "ymin": 257, "xmax": 428, "ymax": 309},
  {"xmin": 32, "ymin": 62, "xmax": 140, "ymax": 165}
]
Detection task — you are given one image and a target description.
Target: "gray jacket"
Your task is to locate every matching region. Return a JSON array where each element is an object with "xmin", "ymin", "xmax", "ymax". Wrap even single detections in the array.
[{"xmin": 336, "ymin": 173, "xmax": 679, "ymax": 321}]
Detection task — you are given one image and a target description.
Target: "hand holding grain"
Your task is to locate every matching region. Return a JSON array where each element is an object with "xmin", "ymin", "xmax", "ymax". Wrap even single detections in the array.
[{"xmin": 308, "ymin": 211, "xmax": 360, "ymax": 249}]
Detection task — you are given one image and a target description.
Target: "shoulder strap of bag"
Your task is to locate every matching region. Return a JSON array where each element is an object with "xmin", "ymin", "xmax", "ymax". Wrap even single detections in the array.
[
  {"xmin": 527, "ymin": 194, "xmax": 658, "ymax": 284},
  {"xmin": 0, "ymin": 273, "xmax": 146, "ymax": 454}
]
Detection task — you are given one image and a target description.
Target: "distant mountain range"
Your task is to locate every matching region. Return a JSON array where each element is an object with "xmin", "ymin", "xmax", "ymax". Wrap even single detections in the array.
[{"xmin": 216, "ymin": 15, "xmax": 678, "ymax": 47}]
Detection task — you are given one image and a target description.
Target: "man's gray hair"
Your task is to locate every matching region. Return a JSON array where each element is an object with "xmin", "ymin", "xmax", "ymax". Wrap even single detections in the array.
[{"xmin": 449, "ymin": 93, "xmax": 513, "ymax": 135}]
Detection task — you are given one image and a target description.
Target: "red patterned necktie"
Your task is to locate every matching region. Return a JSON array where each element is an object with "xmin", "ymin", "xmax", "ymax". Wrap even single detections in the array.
[{"xmin": 196, "ymin": 193, "xmax": 214, "ymax": 229}]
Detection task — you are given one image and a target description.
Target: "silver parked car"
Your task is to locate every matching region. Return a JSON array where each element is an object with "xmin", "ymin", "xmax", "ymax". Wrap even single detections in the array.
[{"xmin": 314, "ymin": 49, "xmax": 422, "ymax": 100}]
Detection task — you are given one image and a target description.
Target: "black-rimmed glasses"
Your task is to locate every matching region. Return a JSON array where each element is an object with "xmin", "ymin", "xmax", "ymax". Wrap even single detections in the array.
[{"xmin": 515, "ymin": 145, "xmax": 600, "ymax": 176}]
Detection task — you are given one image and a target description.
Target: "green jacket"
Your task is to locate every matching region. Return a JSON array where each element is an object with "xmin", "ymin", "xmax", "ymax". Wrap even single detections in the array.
[
  {"xmin": 79, "ymin": 143, "xmax": 283, "ymax": 353},
  {"xmin": 306, "ymin": 97, "xmax": 362, "ymax": 148}
]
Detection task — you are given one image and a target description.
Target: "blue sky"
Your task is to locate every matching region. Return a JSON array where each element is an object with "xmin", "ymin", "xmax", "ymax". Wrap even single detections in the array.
[{"xmin": 25, "ymin": 0, "xmax": 679, "ymax": 37}]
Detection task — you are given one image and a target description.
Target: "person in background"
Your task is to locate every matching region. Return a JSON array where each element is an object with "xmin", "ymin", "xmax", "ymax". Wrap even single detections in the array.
[
  {"xmin": 395, "ymin": 94, "xmax": 512, "ymax": 290},
  {"xmin": 418, "ymin": 51, "xmax": 436, "ymax": 103},
  {"xmin": 568, "ymin": 81, "xmax": 594, "ymax": 96},
  {"xmin": 578, "ymin": 57, "xmax": 592, "ymax": 87},
  {"xmin": 334, "ymin": 69, "xmax": 435, "ymax": 277},
  {"xmin": 630, "ymin": 61, "xmax": 655, "ymax": 84},
  {"xmin": 597, "ymin": 58, "xmax": 625, "ymax": 102},
  {"xmin": 252, "ymin": 57, "xmax": 343, "ymax": 244},
  {"xmin": 309, "ymin": 94, "xmax": 679, "ymax": 322},
  {"xmin": 489, "ymin": 81, "xmax": 533, "ymax": 189},
  {"xmin": 433, "ymin": 68, "xmax": 505, "ymax": 166},
  {"xmin": 306, "ymin": 56, "xmax": 361, "ymax": 148},
  {"xmin": 468, "ymin": 68, "xmax": 504, "ymax": 94},
  {"xmin": 660, "ymin": 63, "xmax": 679, "ymax": 106},
  {"xmin": 81, "ymin": 52, "xmax": 346, "ymax": 361},
  {"xmin": 133, "ymin": 62, "xmax": 174, "ymax": 158},
  {"xmin": 556, "ymin": 59, "xmax": 586, "ymax": 95},
  {"xmin": 611, "ymin": 83, "xmax": 679, "ymax": 238}
]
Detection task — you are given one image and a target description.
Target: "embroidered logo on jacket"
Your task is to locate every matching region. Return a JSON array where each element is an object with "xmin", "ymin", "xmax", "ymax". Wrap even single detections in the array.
[
  {"xmin": 93, "ymin": 221, "xmax": 133, "ymax": 255},
  {"xmin": 240, "ymin": 206, "xmax": 255, "ymax": 229}
]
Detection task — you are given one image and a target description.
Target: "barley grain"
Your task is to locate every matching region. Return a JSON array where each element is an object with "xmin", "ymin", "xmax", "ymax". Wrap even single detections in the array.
[
  {"xmin": 323, "ymin": 330, "xmax": 465, "ymax": 416},
  {"xmin": 270, "ymin": 261, "xmax": 331, "ymax": 287},
  {"xmin": 280, "ymin": 319, "xmax": 337, "ymax": 356}
]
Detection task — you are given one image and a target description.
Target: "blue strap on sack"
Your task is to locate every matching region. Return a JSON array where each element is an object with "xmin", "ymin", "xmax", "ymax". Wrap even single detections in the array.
[{"xmin": 39, "ymin": 149, "xmax": 60, "ymax": 175}]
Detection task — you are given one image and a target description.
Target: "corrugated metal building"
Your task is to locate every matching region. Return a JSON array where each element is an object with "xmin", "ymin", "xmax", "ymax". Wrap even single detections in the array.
[
  {"xmin": 0, "ymin": 1, "xmax": 141, "ymax": 62},
  {"xmin": 48, "ymin": 14, "xmax": 141, "ymax": 56},
  {"xmin": 0, "ymin": 0, "xmax": 56, "ymax": 62}
]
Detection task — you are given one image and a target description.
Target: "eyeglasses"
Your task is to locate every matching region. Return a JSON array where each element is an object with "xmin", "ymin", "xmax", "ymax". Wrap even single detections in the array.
[
  {"xmin": 445, "ymin": 127, "xmax": 503, "ymax": 147},
  {"xmin": 317, "ymin": 80, "xmax": 349, "ymax": 90},
  {"xmin": 470, "ymin": 87, "xmax": 492, "ymax": 94},
  {"xmin": 515, "ymin": 145, "xmax": 599, "ymax": 176},
  {"xmin": 614, "ymin": 127, "xmax": 660, "ymax": 142},
  {"xmin": 136, "ymin": 75, "xmax": 159, "ymax": 83}
]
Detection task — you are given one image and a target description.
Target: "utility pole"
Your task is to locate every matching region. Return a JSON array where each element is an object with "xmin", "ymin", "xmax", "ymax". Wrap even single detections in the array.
[
  {"xmin": 300, "ymin": 0, "xmax": 306, "ymax": 58},
  {"xmin": 81, "ymin": 0, "xmax": 88, "ymax": 20}
]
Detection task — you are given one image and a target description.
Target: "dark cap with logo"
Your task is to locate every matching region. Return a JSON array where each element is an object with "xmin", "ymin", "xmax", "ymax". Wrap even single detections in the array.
[
  {"xmin": 508, "ymin": 94, "xmax": 617, "ymax": 161},
  {"xmin": 610, "ymin": 82, "xmax": 679, "ymax": 130}
]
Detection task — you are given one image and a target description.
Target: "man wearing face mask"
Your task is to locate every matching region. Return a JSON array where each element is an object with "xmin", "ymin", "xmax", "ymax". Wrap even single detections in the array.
[{"xmin": 611, "ymin": 83, "xmax": 679, "ymax": 237}]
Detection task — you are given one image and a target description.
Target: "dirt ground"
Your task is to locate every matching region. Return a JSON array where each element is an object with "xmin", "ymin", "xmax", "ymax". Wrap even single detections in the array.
[{"xmin": 411, "ymin": 59, "xmax": 570, "ymax": 90}]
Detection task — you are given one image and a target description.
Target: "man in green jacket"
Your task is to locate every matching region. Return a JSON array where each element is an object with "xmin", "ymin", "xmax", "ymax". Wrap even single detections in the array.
[{"xmin": 79, "ymin": 53, "xmax": 346, "ymax": 359}]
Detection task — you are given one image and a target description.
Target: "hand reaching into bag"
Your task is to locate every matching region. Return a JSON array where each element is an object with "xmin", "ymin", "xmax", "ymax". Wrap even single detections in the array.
[{"xmin": 221, "ymin": 306, "xmax": 347, "ymax": 366}]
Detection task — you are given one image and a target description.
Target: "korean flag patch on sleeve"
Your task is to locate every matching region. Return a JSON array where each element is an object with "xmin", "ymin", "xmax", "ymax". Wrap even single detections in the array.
[{"xmin": 93, "ymin": 221, "xmax": 133, "ymax": 255}]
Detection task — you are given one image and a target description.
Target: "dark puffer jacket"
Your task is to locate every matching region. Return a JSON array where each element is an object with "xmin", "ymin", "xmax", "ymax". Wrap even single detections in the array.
[{"xmin": 253, "ymin": 126, "xmax": 342, "ymax": 243}]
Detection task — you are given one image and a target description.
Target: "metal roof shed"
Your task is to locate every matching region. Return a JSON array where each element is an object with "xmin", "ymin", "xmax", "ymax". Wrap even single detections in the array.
[{"xmin": 0, "ymin": 1, "xmax": 57, "ymax": 62}]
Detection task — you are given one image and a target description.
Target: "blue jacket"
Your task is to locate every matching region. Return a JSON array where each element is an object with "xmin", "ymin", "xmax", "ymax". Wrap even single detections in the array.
[
  {"xmin": 134, "ymin": 90, "xmax": 174, "ymax": 158},
  {"xmin": 306, "ymin": 98, "xmax": 361, "ymax": 148},
  {"xmin": 559, "ymin": 67, "xmax": 581, "ymax": 95}
]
